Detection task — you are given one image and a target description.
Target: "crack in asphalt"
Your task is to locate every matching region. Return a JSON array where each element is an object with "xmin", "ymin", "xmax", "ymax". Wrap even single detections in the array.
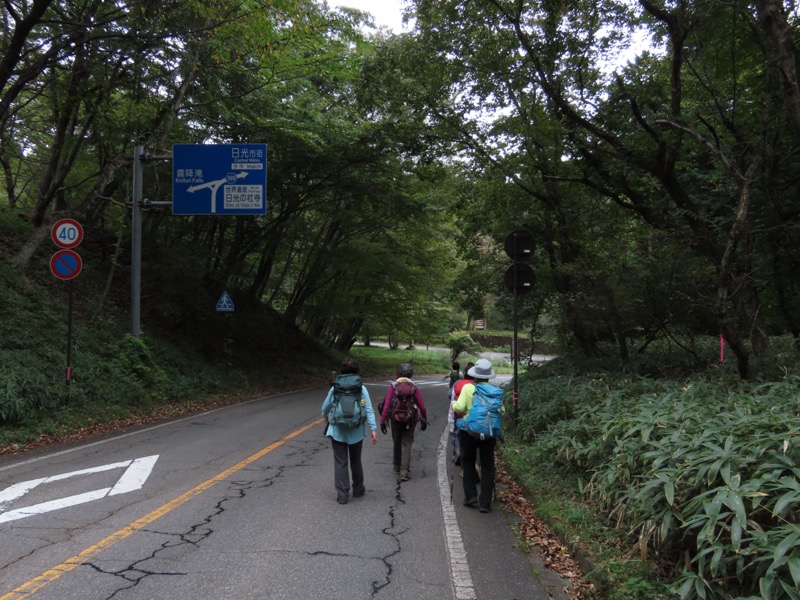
[
  {"xmin": 85, "ymin": 482, "xmax": 253, "ymax": 598},
  {"xmin": 370, "ymin": 497, "xmax": 403, "ymax": 596},
  {"xmin": 87, "ymin": 556, "xmax": 186, "ymax": 600},
  {"xmin": 81, "ymin": 439, "xmax": 325, "ymax": 599},
  {"xmin": 298, "ymin": 446, "xmax": 418, "ymax": 598},
  {"xmin": 0, "ymin": 541, "xmax": 40, "ymax": 571},
  {"xmin": 9, "ymin": 431, "xmax": 446, "ymax": 598},
  {"xmin": 371, "ymin": 447, "xmax": 434, "ymax": 597}
]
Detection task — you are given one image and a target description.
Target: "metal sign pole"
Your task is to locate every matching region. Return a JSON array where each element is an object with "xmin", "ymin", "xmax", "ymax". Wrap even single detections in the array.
[
  {"xmin": 66, "ymin": 279, "xmax": 74, "ymax": 386},
  {"xmin": 131, "ymin": 146, "xmax": 143, "ymax": 338},
  {"xmin": 504, "ymin": 229, "xmax": 536, "ymax": 428},
  {"xmin": 512, "ymin": 235, "xmax": 519, "ymax": 426},
  {"xmin": 513, "ymin": 287, "xmax": 519, "ymax": 425}
]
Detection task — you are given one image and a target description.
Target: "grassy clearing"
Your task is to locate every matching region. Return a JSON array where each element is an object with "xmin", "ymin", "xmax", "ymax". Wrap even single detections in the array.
[{"xmin": 349, "ymin": 344, "xmax": 515, "ymax": 377}]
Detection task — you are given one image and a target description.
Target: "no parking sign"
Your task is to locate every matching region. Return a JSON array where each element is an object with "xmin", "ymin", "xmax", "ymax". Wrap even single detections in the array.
[{"xmin": 50, "ymin": 249, "xmax": 83, "ymax": 280}]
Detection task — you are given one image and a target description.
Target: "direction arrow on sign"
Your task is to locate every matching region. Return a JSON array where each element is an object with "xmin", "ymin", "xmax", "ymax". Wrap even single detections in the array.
[
  {"xmin": 173, "ymin": 143, "xmax": 267, "ymax": 216},
  {"xmin": 50, "ymin": 249, "xmax": 82, "ymax": 280}
]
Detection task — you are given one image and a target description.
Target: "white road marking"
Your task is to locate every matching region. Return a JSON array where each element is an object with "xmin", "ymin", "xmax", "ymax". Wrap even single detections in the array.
[
  {"xmin": 0, "ymin": 455, "xmax": 159, "ymax": 524},
  {"xmin": 366, "ymin": 380, "xmax": 450, "ymax": 388},
  {"xmin": 109, "ymin": 455, "xmax": 159, "ymax": 496},
  {"xmin": 437, "ymin": 428, "xmax": 476, "ymax": 599},
  {"xmin": 0, "ymin": 478, "xmax": 48, "ymax": 506},
  {"xmin": 0, "ymin": 489, "xmax": 112, "ymax": 523}
]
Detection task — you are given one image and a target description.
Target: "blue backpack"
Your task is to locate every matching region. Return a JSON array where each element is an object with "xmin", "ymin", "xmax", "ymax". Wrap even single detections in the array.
[
  {"xmin": 457, "ymin": 382, "xmax": 503, "ymax": 440},
  {"xmin": 329, "ymin": 374, "xmax": 365, "ymax": 428}
]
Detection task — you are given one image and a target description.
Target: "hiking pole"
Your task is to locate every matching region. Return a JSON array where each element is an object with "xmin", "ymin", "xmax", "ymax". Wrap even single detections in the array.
[{"xmin": 413, "ymin": 403, "xmax": 429, "ymax": 428}]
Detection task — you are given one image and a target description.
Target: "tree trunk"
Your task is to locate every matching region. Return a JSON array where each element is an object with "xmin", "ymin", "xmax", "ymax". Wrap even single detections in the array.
[
  {"xmin": 754, "ymin": 0, "xmax": 800, "ymax": 139},
  {"xmin": 10, "ymin": 220, "xmax": 54, "ymax": 272},
  {"xmin": 719, "ymin": 319, "xmax": 750, "ymax": 379}
]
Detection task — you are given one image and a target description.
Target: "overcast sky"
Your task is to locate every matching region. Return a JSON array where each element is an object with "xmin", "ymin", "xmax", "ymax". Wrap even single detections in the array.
[{"xmin": 327, "ymin": 0, "xmax": 410, "ymax": 33}]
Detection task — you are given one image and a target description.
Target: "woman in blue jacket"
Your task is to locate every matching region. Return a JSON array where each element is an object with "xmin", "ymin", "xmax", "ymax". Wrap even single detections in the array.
[{"xmin": 321, "ymin": 357, "xmax": 378, "ymax": 504}]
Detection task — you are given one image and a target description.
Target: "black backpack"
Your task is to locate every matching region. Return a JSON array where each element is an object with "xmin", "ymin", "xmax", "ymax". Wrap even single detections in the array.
[{"xmin": 390, "ymin": 380, "xmax": 417, "ymax": 423}]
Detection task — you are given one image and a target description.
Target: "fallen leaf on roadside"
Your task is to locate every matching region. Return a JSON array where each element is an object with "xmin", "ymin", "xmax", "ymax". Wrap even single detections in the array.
[{"xmin": 496, "ymin": 465, "xmax": 599, "ymax": 600}]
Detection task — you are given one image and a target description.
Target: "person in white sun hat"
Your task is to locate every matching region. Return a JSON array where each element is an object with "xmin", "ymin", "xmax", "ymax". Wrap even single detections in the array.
[{"xmin": 451, "ymin": 358, "xmax": 504, "ymax": 513}]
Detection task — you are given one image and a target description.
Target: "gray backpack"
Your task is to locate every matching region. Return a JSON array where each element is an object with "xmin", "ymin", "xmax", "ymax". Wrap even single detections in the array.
[{"xmin": 329, "ymin": 374, "xmax": 364, "ymax": 427}]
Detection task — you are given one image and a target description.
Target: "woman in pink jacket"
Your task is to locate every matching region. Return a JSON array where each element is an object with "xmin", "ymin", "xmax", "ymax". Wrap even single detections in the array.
[{"xmin": 379, "ymin": 362, "xmax": 428, "ymax": 481}]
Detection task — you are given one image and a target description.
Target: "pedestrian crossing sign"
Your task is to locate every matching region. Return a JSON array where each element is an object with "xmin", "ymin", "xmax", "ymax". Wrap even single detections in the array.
[{"xmin": 216, "ymin": 291, "xmax": 235, "ymax": 312}]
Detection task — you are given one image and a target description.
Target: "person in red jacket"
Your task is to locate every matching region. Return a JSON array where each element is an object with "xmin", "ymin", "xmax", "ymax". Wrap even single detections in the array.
[
  {"xmin": 449, "ymin": 362, "xmax": 475, "ymax": 464},
  {"xmin": 380, "ymin": 363, "xmax": 428, "ymax": 481}
]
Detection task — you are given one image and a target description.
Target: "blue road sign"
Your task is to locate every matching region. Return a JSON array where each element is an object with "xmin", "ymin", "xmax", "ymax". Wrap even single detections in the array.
[
  {"xmin": 216, "ymin": 291, "xmax": 235, "ymax": 312},
  {"xmin": 173, "ymin": 144, "xmax": 267, "ymax": 215}
]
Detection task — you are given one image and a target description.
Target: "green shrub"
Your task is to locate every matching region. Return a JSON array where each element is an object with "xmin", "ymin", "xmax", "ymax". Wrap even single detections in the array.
[
  {"xmin": 105, "ymin": 334, "xmax": 168, "ymax": 391},
  {"xmin": 514, "ymin": 350, "xmax": 800, "ymax": 599},
  {"xmin": 446, "ymin": 332, "xmax": 482, "ymax": 362}
]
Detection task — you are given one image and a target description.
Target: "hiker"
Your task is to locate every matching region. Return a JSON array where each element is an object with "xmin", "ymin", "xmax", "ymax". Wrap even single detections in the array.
[
  {"xmin": 452, "ymin": 358, "xmax": 503, "ymax": 513},
  {"xmin": 380, "ymin": 362, "xmax": 428, "ymax": 481},
  {"xmin": 449, "ymin": 361, "xmax": 475, "ymax": 465},
  {"xmin": 445, "ymin": 362, "xmax": 462, "ymax": 394},
  {"xmin": 321, "ymin": 357, "xmax": 378, "ymax": 505}
]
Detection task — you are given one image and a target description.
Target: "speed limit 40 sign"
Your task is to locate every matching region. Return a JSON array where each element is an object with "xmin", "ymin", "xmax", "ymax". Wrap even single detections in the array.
[{"xmin": 51, "ymin": 219, "xmax": 84, "ymax": 249}]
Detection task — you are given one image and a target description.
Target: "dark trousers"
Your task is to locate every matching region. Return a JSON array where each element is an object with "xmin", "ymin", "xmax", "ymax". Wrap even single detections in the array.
[
  {"xmin": 390, "ymin": 420, "xmax": 415, "ymax": 474},
  {"xmin": 331, "ymin": 439, "xmax": 364, "ymax": 500},
  {"xmin": 459, "ymin": 430, "xmax": 496, "ymax": 509}
]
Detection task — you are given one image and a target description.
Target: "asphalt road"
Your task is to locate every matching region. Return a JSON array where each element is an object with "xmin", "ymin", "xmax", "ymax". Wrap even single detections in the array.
[{"xmin": 0, "ymin": 377, "xmax": 569, "ymax": 600}]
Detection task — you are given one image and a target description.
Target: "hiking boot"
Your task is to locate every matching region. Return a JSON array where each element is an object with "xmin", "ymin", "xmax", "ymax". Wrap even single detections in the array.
[
  {"xmin": 479, "ymin": 505, "xmax": 491, "ymax": 513},
  {"xmin": 353, "ymin": 487, "xmax": 365, "ymax": 498},
  {"xmin": 399, "ymin": 472, "xmax": 410, "ymax": 482},
  {"xmin": 463, "ymin": 497, "xmax": 478, "ymax": 508},
  {"xmin": 337, "ymin": 496, "xmax": 348, "ymax": 505}
]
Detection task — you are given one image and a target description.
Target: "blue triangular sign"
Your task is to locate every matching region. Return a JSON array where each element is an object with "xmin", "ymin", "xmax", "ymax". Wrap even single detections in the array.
[{"xmin": 216, "ymin": 291, "xmax": 234, "ymax": 312}]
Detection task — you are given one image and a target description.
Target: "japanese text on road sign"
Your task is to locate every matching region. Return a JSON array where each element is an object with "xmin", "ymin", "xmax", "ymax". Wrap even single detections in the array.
[{"xmin": 173, "ymin": 144, "xmax": 267, "ymax": 216}]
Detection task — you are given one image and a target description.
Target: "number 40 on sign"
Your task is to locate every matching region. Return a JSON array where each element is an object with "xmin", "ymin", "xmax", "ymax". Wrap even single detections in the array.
[{"xmin": 51, "ymin": 219, "xmax": 84, "ymax": 249}]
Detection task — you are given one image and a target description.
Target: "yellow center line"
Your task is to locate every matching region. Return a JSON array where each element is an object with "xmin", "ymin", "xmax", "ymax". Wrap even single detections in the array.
[{"xmin": 1, "ymin": 417, "xmax": 325, "ymax": 600}]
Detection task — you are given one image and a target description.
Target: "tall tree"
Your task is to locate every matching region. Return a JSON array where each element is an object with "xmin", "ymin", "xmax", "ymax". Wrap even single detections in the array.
[{"xmin": 405, "ymin": 0, "xmax": 800, "ymax": 376}]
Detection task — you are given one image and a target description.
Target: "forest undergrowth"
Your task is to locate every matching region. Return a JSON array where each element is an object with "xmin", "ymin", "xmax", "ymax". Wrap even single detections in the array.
[{"xmin": 504, "ymin": 340, "xmax": 800, "ymax": 599}]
